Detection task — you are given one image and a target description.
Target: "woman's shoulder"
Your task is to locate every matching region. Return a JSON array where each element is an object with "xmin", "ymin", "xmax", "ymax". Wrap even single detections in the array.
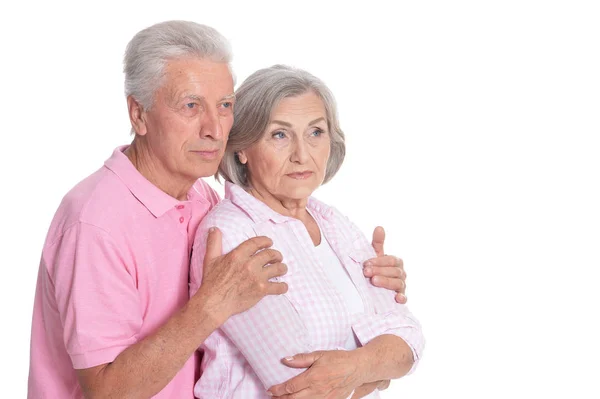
[
  {"xmin": 309, "ymin": 196, "xmax": 356, "ymax": 230},
  {"xmin": 193, "ymin": 199, "xmax": 258, "ymax": 258},
  {"xmin": 309, "ymin": 196, "xmax": 372, "ymax": 252},
  {"xmin": 200, "ymin": 198, "xmax": 256, "ymax": 233}
]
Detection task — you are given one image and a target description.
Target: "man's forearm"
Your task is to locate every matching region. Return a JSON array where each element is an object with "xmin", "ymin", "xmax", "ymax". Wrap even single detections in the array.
[
  {"xmin": 355, "ymin": 334, "xmax": 414, "ymax": 384},
  {"xmin": 78, "ymin": 293, "xmax": 226, "ymax": 399}
]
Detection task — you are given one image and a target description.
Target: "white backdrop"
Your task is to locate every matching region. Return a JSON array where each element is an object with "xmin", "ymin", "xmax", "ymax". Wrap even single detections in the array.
[{"xmin": 1, "ymin": 1, "xmax": 599, "ymax": 398}]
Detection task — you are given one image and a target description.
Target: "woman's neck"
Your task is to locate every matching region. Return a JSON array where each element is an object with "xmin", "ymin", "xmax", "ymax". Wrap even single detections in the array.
[
  {"xmin": 247, "ymin": 186, "xmax": 309, "ymax": 220},
  {"xmin": 247, "ymin": 185, "xmax": 321, "ymax": 246}
]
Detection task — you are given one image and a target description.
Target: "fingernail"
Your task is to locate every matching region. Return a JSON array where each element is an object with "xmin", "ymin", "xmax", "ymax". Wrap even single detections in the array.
[
  {"xmin": 266, "ymin": 392, "xmax": 273, "ymax": 397},
  {"xmin": 209, "ymin": 227, "xmax": 215, "ymax": 233},
  {"xmin": 364, "ymin": 261, "xmax": 373, "ymax": 267},
  {"xmin": 364, "ymin": 267, "xmax": 372, "ymax": 275},
  {"xmin": 284, "ymin": 356, "xmax": 294, "ymax": 361}
]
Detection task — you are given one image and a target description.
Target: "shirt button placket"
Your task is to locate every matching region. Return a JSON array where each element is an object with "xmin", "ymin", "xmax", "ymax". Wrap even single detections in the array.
[{"xmin": 176, "ymin": 204, "xmax": 185, "ymax": 224}]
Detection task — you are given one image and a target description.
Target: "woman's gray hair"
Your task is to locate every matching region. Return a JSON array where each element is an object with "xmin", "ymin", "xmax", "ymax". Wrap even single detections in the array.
[
  {"xmin": 124, "ymin": 20, "xmax": 232, "ymax": 110},
  {"xmin": 220, "ymin": 65, "xmax": 346, "ymax": 188}
]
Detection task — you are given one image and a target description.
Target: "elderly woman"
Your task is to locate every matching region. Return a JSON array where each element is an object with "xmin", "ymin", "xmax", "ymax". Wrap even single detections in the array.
[{"xmin": 189, "ymin": 65, "xmax": 424, "ymax": 399}]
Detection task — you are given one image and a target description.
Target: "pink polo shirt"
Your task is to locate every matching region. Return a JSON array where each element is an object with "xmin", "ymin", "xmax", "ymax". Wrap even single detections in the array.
[{"xmin": 28, "ymin": 146, "xmax": 220, "ymax": 398}]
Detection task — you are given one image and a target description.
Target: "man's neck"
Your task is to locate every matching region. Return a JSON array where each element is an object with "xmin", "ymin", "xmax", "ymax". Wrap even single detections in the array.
[{"xmin": 125, "ymin": 141, "xmax": 193, "ymax": 201}]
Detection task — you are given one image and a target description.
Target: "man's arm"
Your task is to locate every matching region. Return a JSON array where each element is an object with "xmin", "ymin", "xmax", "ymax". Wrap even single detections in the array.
[
  {"xmin": 77, "ymin": 228, "xmax": 287, "ymax": 398},
  {"xmin": 363, "ymin": 226, "xmax": 408, "ymax": 303},
  {"xmin": 77, "ymin": 291, "xmax": 222, "ymax": 399}
]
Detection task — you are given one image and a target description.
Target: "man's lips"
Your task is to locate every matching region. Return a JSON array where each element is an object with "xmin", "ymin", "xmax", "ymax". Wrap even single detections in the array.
[{"xmin": 191, "ymin": 149, "xmax": 220, "ymax": 160}]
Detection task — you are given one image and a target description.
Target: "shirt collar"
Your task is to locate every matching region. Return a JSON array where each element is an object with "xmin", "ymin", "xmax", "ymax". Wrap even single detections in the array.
[
  {"xmin": 225, "ymin": 181, "xmax": 334, "ymax": 223},
  {"xmin": 104, "ymin": 145, "xmax": 204, "ymax": 218}
]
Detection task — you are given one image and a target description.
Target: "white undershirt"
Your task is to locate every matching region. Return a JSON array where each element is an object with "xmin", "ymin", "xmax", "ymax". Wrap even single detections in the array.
[
  {"xmin": 314, "ymin": 236, "xmax": 379, "ymax": 399},
  {"xmin": 314, "ymin": 235, "xmax": 364, "ymax": 350}
]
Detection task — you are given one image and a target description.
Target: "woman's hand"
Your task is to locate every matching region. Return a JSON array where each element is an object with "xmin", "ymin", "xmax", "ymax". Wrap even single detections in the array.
[
  {"xmin": 351, "ymin": 380, "xmax": 390, "ymax": 399},
  {"xmin": 267, "ymin": 350, "xmax": 367, "ymax": 399},
  {"xmin": 363, "ymin": 226, "xmax": 408, "ymax": 304}
]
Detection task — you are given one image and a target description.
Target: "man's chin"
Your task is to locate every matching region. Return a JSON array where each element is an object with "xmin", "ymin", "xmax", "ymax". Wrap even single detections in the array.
[{"xmin": 193, "ymin": 163, "xmax": 220, "ymax": 179}]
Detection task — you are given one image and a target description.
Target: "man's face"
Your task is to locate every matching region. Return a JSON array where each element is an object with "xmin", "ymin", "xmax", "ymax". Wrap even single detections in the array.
[{"xmin": 139, "ymin": 57, "xmax": 235, "ymax": 185}]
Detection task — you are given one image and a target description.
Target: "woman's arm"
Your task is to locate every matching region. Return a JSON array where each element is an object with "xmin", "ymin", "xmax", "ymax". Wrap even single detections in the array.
[
  {"xmin": 351, "ymin": 380, "xmax": 390, "ymax": 399},
  {"xmin": 191, "ymin": 221, "xmax": 314, "ymax": 390},
  {"xmin": 354, "ymin": 334, "xmax": 415, "ymax": 382},
  {"xmin": 267, "ymin": 335, "xmax": 413, "ymax": 399},
  {"xmin": 267, "ymin": 211, "xmax": 425, "ymax": 398}
]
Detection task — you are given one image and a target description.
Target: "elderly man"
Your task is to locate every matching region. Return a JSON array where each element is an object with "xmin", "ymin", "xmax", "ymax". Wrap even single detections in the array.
[{"xmin": 28, "ymin": 21, "xmax": 408, "ymax": 398}]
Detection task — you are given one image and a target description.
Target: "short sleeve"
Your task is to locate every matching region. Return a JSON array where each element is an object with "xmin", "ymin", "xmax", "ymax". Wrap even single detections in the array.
[{"xmin": 44, "ymin": 222, "xmax": 142, "ymax": 369}]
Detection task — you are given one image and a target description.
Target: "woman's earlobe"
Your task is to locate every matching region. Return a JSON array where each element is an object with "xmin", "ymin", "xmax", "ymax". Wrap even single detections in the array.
[{"xmin": 237, "ymin": 151, "xmax": 248, "ymax": 165}]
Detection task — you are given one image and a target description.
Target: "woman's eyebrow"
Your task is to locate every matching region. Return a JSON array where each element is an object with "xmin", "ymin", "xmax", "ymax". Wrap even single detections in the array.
[
  {"xmin": 271, "ymin": 120, "xmax": 292, "ymax": 127},
  {"xmin": 270, "ymin": 117, "xmax": 325, "ymax": 128},
  {"xmin": 308, "ymin": 117, "xmax": 325, "ymax": 126}
]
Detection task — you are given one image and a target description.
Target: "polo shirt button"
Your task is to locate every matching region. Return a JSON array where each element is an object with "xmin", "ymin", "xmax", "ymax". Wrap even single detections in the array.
[
  {"xmin": 176, "ymin": 205, "xmax": 184, "ymax": 210},
  {"xmin": 179, "ymin": 217, "xmax": 184, "ymax": 223}
]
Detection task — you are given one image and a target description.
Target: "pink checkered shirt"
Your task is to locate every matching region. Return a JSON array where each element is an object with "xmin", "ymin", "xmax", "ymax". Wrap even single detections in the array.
[{"xmin": 189, "ymin": 182, "xmax": 424, "ymax": 399}]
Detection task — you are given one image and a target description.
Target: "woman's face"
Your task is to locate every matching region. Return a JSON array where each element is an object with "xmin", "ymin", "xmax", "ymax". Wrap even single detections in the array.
[{"xmin": 239, "ymin": 91, "xmax": 331, "ymax": 202}]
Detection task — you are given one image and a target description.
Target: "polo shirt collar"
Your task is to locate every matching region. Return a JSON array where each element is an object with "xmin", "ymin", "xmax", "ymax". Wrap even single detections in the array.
[{"xmin": 104, "ymin": 145, "xmax": 182, "ymax": 218}]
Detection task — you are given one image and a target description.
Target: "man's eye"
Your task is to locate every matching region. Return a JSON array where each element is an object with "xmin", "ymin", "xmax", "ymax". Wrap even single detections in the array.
[
  {"xmin": 222, "ymin": 102, "xmax": 232, "ymax": 108},
  {"xmin": 186, "ymin": 103, "xmax": 197, "ymax": 109}
]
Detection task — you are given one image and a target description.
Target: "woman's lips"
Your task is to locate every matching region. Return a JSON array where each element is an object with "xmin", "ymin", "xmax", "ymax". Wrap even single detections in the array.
[{"xmin": 286, "ymin": 171, "xmax": 313, "ymax": 179}]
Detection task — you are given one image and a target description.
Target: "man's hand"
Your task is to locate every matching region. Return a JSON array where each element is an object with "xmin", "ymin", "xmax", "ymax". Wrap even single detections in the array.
[
  {"xmin": 77, "ymin": 227, "xmax": 288, "ymax": 399},
  {"xmin": 196, "ymin": 227, "xmax": 288, "ymax": 322},
  {"xmin": 363, "ymin": 226, "xmax": 408, "ymax": 304},
  {"xmin": 267, "ymin": 350, "xmax": 365, "ymax": 399}
]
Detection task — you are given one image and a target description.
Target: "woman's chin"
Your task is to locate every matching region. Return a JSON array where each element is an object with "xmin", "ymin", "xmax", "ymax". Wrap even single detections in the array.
[{"xmin": 280, "ymin": 183, "xmax": 319, "ymax": 200}]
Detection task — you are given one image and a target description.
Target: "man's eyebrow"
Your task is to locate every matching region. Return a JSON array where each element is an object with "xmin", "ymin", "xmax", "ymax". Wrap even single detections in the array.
[
  {"xmin": 221, "ymin": 93, "xmax": 236, "ymax": 101},
  {"xmin": 181, "ymin": 94, "xmax": 204, "ymax": 101},
  {"xmin": 178, "ymin": 93, "xmax": 235, "ymax": 103}
]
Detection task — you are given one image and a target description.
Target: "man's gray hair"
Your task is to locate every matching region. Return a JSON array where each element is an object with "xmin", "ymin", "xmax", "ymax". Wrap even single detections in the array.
[
  {"xmin": 124, "ymin": 20, "xmax": 232, "ymax": 110},
  {"xmin": 219, "ymin": 65, "xmax": 346, "ymax": 188}
]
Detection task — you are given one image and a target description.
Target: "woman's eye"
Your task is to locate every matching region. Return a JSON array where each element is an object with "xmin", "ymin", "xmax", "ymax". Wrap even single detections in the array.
[
  {"xmin": 221, "ymin": 102, "xmax": 232, "ymax": 109},
  {"xmin": 272, "ymin": 131, "xmax": 286, "ymax": 139},
  {"xmin": 308, "ymin": 128, "xmax": 328, "ymax": 138}
]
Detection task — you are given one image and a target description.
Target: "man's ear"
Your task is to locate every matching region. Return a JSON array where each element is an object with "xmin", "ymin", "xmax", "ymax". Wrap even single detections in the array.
[{"xmin": 127, "ymin": 95, "xmax": 148, "ymax": 136}]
